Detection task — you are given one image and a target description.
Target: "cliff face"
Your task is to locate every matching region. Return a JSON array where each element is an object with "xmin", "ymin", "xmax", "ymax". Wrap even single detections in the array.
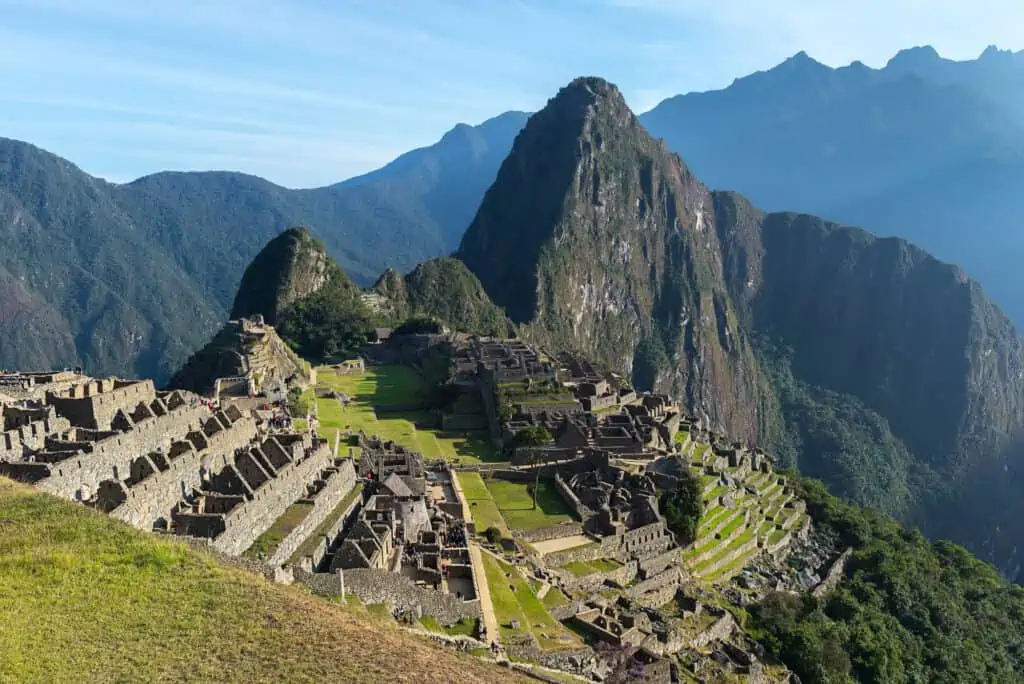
[
  {"xmin": 458, "ymin": 76, "xmax": 1024, "ymax": 569},
  {"xmin": 458, "ymin": 78, "xmax": 769, "ymax": 440},
  {"xmin": 230, "ymin": 227, "xmax": 334, "ymax": 325}
]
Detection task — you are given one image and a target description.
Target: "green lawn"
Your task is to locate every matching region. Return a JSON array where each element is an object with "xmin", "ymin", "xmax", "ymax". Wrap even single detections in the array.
[
  {"xmin": 243, "ymin": 502, "xmax": 313, "ymax": 560},
  {"xmin": 456, "ymin": 472, "xmax": 510, "ymax": 537},
  {"xmin": 313, "ymin": 365, "xmax": 498, "ymax": 465},
  {"xmin": 0, "ymin": 478, "xmax": 523, "ymax": 684},
  {"xmin": 542, "ymin": 588, "xmax": 570, "ymax": 610},
  {"xmin": 485, "ymin": 479, "xmax": 575, "ymax": 531},
  {"xmin": 418, "ymin": 616, "xmax": 479, "ymax": 638},
  {"xmin": 479, "ymin": 553, "xmax": 580, "ymax": 652}
]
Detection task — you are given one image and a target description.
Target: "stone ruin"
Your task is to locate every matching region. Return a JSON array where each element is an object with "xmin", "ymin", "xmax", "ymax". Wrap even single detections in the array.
[
  {"xmin": 302, "ymin": 436, "xmax": 482, "ymax": 628},
  {"xmin": 0, "ymin": 370, "xmax": 357, "ymax": 562}
]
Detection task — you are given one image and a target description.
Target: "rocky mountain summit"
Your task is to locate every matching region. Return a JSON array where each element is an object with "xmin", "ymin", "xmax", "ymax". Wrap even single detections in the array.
[
  {"xmin": 459, "ymin": 76, "xmax": 1024, "ymax": 574},
  {"xmin": 230, "ymin": 227, "xmax": 336, "ymax": 325},
  {"xmin": 459, "ymin": 77, "xmax": 768, "ymax": 440}
]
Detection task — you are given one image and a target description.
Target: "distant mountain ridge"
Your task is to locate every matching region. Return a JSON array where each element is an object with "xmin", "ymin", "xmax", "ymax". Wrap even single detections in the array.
[
  {"xmin": 0, "ymin": 111, "xmax": 528, "ymax": 382},
  {"xmin": 640, "ymin": 45, "xmax": 1024, "ymax": 324}
]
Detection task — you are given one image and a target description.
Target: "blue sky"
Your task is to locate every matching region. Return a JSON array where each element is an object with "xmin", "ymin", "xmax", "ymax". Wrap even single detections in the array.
[{"xmin": 0, "ymin": 0, "xmax": 1020, "ymax": 187}]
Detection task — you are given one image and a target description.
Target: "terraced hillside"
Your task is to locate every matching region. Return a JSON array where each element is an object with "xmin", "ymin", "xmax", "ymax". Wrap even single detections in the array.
[
  {"xmin": 0, "ymin": 477, "xmax": 525, "ymax": 683},
  {"xmin": 681, "ymin": 436, "xmax": 809, "ymax": 584}
]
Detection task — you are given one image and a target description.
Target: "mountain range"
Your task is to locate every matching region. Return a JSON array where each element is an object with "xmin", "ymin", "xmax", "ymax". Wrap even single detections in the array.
[
  {"xmin": 188, "ymin": 73, "xmax": 1024, "ymax": 583},
  {"xmin": 0, "ymin": 110, "xmax": 527, "ymax": 382},
  {"xmin": 4, "ymin": 45, "xmax": 1024, "ymax": 386},
  {"xmin": 5, "ymin": 44, "xmax": 1024, "ymax": 576}
]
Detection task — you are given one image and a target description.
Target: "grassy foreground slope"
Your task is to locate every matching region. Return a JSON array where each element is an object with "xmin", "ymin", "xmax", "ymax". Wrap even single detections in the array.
[{"xmin": 0, "ymin": 478, "xmax": 524, "ymax": 684}]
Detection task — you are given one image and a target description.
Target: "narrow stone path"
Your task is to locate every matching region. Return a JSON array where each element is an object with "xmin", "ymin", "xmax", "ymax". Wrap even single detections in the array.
[{"xmin": 468, "ymin": 542, "xmax": 500, "ymax": 646}]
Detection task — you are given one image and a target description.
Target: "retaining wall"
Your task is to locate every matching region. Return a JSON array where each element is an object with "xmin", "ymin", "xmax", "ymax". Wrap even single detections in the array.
[
  {"xmin": 517, "ymin": 521, "xmax": 584, "ymax": 543},
  {"xmin": 296, "ymin": 568, "xmax": 481, "ymax": 625},
  {"xmin": 267, "ymin": 459, "xmax": 357, "ymax": 566},
  {"xmin": 812, "ymin": 547, "xmax": 853, "ymax": 597},
  {"xmin": 110, "ymin": 417, "xmax": 257, "ymax": 530}
]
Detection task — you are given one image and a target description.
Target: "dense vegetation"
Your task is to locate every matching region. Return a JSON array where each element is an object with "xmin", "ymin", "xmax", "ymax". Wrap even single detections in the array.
[
  {"xmin": 399, "ymin": 258, "xmax": 512, "ymax": 337},
  {"xmin": 659, "ymin": 470, "xmax": 702, "ymax": 544},
  {"xmin": 276, "ymin": 264, "xmax": 373, "ymax": 361},
  {"xmin": 511, "ymin": 426, "xmax": 553, "ymax": 451},
  {"xmin": 751, "ymin": 477, "xmax": 1024, "ymax": 683}
]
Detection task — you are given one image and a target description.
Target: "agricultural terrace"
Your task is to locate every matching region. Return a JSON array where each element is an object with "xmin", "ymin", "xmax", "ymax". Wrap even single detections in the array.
[
  {"xmin": 682, "ymin": 463, "xmax": 807, "ymax": 584},
  {"xmin": 313, "ymin": 364, "xmax": 497, "ymax": 465}
]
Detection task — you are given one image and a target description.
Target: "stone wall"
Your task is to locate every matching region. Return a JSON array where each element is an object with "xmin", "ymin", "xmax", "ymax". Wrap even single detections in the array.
[
  {"xmin": 554, "ymin": 471, "xmax": 593, "ymax": 520},
  {"xmin": 297, "ymin": 567, "xmax": 481, "ymax": 626},
  {"xmin": 558, "ymin": 559, "xmax": 638, "ymax": 593},
  {"xmin": 517, "ymin": 521, "xmax": 585, "ymax": 543},
  {"xmin": 109, "ymin": 416, "xmax": 257, "ymax": 530},
  {"xmin": 0, "ymin": 414, "xmax": 70, "ymax": 455},
  {"xmin": 544, "ymin": 535, "xmax": 618, "ymax": 568},
  {"xmin": 812, "ymin": 547, "xmax": 853, "ymax": 598},
  {"xmin": 764, "ymin": 531, "xmax": 793, "ymax": 558},
  {"xmin": 212, "ymin": 444, "xmax": 333, "ymax": 555},
  {"xmin": 268, "ymin": 459, "xmax": 357, "ymax": 566},
  {"xmin": 638, "ymin": 547, "xmax": 680, "ymax": 577},
  {"xmin": 688, "ymin": 612, "xmax": 736, "ymax": 650},
  {"xmin": 47, "ymin": 380, "xmax": 157, "ymax": 430},
  {"xmin": 626, "ymin": 566, "xmax": 680, "ymax": 599},
  {"xmin": 37, "ymin": 404, "xmax": 209, "ymax": 501}
]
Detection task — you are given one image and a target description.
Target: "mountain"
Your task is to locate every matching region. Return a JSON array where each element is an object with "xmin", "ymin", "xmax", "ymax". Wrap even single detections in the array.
[
  {"xmin": 638, "ymin": 46, "xmax": 1024, "ymax": 325},
  {"xmin": 0, "ymin": 112, "xmax": 527, "ymax": 382},
  {"xmin": 387, "ymin": 257, "xmax": 513, "ymax": 337},
  {"xmin": 458, "ymin": 76, "xmax": 1024, "ymax": 576},
  {"xmin": 459, "ymin": 77, "xmax": 769, "ymax": 440},
  {"xmin": 230, "ymin": 227, "xmax": 336, "ymax": 325},
  {"xmin": 0, "ymin": 139, "xmax": 223, "ymax": 382}
]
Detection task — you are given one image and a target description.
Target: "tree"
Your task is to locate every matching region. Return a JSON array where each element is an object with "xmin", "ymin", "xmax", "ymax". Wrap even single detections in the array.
[
  {"xmin": 511, "ymin": 425, "xmax": 553, "ymax": 449},
  {"xmin": 659, "ymin": 468, "xmax": 702, "ymax": 544},
  {"xmin": 511, "ymin": 426, "xmax": 553, "ymax": 510}
]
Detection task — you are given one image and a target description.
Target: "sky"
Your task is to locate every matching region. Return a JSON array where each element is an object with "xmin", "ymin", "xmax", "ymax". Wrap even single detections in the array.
[{"xmin": 0, "ymin": 0, "xmax": 1021, "ymax": 187}]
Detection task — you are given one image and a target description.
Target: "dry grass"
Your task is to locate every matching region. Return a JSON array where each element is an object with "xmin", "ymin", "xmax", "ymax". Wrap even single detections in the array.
[{"xmin": 0, "ymin": 478, "xmax": 527, "ymax": 684}]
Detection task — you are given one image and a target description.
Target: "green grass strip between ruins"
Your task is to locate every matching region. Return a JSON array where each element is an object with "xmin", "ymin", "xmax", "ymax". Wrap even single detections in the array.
[
  {"xmin": 0, "ymin": 478, "xmax": 523, "ymax": 684},
  {"xmin": 289, "ymin": 483, "xmax": 363, "ymax": 563},
  {"xmin": 563, "ymin": 558, "xmax": 624, "ymax": 577},
  {"xmin": 479, "ymin": 552, "xmax": 580, "ymax": 652},
  {"xmin": 242, "ymin": 501, "xmax": 314, "ymax": 560},
  {"xmin": 456, "ymin": 472, "xmax": 511, "ymax": 536}
]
